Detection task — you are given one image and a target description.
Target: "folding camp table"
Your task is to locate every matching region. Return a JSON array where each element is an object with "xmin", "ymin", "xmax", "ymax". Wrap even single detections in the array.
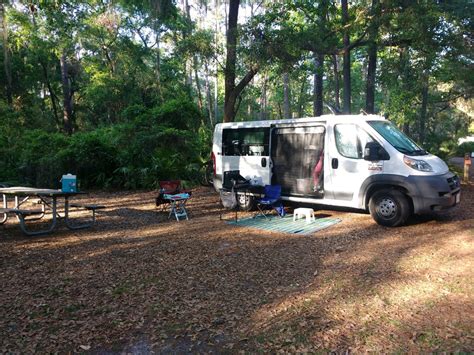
[{"xmin": 163, "ymin": 193, "xmax": 190, "ymax": 221}]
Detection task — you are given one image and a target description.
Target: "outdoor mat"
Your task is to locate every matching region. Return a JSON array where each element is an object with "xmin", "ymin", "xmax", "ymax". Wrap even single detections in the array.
[{"xmin": 227, "ymin": 215, "xmax": 341, "ymax": 235}]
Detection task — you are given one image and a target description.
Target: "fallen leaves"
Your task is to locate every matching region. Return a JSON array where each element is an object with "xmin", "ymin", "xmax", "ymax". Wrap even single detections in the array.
[{"xmin": 0, "ymin": 186, "xmax": 473, "ymax": 352}]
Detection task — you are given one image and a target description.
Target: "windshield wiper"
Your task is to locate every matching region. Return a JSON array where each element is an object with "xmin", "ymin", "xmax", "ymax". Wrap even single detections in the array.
[
  {"xmin": 393, "ymin": 146, "xmax": 412, "ymax": 154},
  {"xmin": 412, "ymin": 149, "xmax": 427, "ymax": 156},
  {"xmin": 393, "ymin": 146, "xmax": 427, "ymax": 155}
]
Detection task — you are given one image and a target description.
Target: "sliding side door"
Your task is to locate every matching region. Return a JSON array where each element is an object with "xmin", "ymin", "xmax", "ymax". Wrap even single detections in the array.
[{"xmin": 271, "ymin": 126, "xmax": 325, "ymax": 198}]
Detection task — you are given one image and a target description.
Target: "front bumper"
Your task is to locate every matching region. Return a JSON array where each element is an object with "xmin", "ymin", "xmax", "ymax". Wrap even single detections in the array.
[{"xmin": 407, "ymin": 172, "xmax": 461, "ymax": 214}]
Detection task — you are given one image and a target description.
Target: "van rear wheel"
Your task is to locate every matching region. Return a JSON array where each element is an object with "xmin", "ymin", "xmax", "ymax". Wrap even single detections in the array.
[
  {"xmin": 237, "ymin": 193, "xmax": 255, "ymax": 211},
  {"xmin": 369, "ymin": 189, "xmax": 410, "ymax": 227}
]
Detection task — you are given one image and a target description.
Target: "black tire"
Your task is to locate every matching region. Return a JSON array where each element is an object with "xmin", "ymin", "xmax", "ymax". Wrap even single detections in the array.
[
  {"xmin": 237, "ymin": 193, "xmax": 255, "ymax": 211},
  {"xmin": 369, "ymin": 189, "xmax": 410, "ymax": 227},
  {"xmin": 201, "ymin": 161, "xmax": 214, "ymax": 186}
]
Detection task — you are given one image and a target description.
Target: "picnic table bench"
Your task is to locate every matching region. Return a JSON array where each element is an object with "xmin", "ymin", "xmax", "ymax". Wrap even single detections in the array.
[
  {"xmin": 0, "ymin": 187, "xmax": 105, "ymax": 236},
  {"xmin": 69, "ymin": 204, "xmax": 106, "ymax": 226},
  {"xmin": 0, "ymin": 207, "xmax": 44, "ymax": 217}
]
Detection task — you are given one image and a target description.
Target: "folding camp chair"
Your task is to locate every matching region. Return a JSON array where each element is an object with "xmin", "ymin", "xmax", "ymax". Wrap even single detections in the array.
[
  {"xmin": 255, "ymin": 185, "xmax": 285, "ymax": 219},
  {"xmin": 219, "ymin": 187, "xmax": 239, "ymax": 221},
  {"xmin": 223, "ymin": 170, "xmax": 250, "ymax": 190},
  {"xmin": 219, "ymin": 170, "xmax": 251, "ymax": 221}
]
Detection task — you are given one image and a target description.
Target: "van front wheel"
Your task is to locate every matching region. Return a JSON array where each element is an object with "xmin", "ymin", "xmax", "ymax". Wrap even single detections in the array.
[{"xmin": 369, "ymin": 189, "xmax": 410, "ymax": 227}]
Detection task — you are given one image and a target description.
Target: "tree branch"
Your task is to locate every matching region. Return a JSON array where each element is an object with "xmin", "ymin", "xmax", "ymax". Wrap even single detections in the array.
[{"xmin": 233, "ymin": 65, "xmax": 259, "ymax": 98}]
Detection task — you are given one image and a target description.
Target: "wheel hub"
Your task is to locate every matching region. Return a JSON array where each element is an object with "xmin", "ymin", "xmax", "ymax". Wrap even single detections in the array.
[
  {"xmin": 238, "ymin": 194, "xmax": 248, "ymax": 204},
  {"xmin": 378, "ymin": 198, "xmax": 397, "ymax": 218}
]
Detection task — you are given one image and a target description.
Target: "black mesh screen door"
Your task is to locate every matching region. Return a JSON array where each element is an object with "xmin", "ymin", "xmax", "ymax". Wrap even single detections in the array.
[{"xmin": 271, "ymin": 126, "xmax": 325, "ymax": 197}]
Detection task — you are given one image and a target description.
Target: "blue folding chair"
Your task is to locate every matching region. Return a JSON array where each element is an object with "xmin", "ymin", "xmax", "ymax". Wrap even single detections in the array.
[{"xmin": 255, "ymin": 185, "xmax": 285, "ymax": 219}]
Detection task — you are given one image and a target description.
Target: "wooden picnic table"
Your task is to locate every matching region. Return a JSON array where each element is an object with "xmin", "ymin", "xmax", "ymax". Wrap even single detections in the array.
[{"xmin": 0, "ymin": 187, "xmax": 103, "ymax": 236}]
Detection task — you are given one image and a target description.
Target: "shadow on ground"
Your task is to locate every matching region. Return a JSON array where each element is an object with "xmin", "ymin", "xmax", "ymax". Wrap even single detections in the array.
[{"xmin": 0, "ymin": 185, "xmax": 472, "ymax": 353}]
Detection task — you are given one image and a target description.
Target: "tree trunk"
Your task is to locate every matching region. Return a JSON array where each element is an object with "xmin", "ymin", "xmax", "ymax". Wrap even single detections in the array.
[
  {"xmin": 297, "ymin": 77, "xmax": 306, "ymax": 118},
  {"xmin": 224, "ymin": 0, "xmax": 239, "ymax": 122},
  {"xmin": 0, "ymin": 4, "xmax": 12, "ymax": 106},
  {"xmin": 60, "ymin": 53, "xmax": 73, "ymax": 135},
  {"xmin": 365, "ymin": 0, "xmax": 379, "ymax": 114},
  {"xmin": 103, "ymin": 47, "xmax": 115, "ymax": 74},
  {"xmin": 283, "ymin": 72, "xmax": 291, "ymax": 119},
  {"xmin": 313, "ymin": 54, "xmax": 324, "ymax": 116},
  {"xmin": 223, "ymin": 0, "xmax": 258, "ymax": 122},
  {"xmin": 341, "ymin": 0, "xmax": 351, "ymax": 114},
  {"xmin": 332, "ymin": 54, "xmax": 340, "ymax": 112},
  {"xmin": 224, "ymin": 0, "xmax": 228, "ymax": 30},
  {"xmin": 214, "ymin": 68, "xmax": 219, "ymax": 122},
  {"xmin": 214, "ymin": 0, "xmax": 219, "ymax": 122},
  {"xmin": 365, "ymin": 42, "xmax": 377, "ymax": 113},
  {"xmin": 419, "ymin": 76, "xmax": 429, "ymax": 145},
  {"xmin": 204, "ymin": 61, "xmax": 214, "ymax": 126},
  {"xmin": 399, "ymin": 48, "xmax": 411, "ymax": 135},
  {"xmin": 260, "ymin": 73, "xmax": 267, "ymax": 120},
  {"xmin": 40, "ymin": 61, "xmax": 60, "ymax": 126},
  {"xmin": 154, "ymin": 20, "xmax": 162, "ymax": 101},
  {"xmin": 193, "ymin": 56, "xmax": 203, "ymax": 110},
  {"xmin": 403, "ymin": 121, "xmax": 410, "ymax": 135},
  {"xmin": 185, "ymin": 0, "xmax": 202, "ymax": 110}
]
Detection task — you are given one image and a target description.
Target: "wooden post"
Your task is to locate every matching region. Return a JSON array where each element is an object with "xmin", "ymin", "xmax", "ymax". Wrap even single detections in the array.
[{"xmin": 464, "ymin": 153, "xmax": 472, "ymax": 182}]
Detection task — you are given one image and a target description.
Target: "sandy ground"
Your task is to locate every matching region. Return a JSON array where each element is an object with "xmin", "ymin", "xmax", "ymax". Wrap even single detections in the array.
[{"xmin": 0, "ymin": 183, "xmax": 473, "ymax": 353}]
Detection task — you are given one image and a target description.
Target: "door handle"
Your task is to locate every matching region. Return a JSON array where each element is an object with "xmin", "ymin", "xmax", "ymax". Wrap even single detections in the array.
[
  {"xmin": 261, "ymin": 157, "xmax": 267, "ymax": 167},
  {"xmin": 331, "ymin": 158, "xmax": 338, "ymax": 169}
]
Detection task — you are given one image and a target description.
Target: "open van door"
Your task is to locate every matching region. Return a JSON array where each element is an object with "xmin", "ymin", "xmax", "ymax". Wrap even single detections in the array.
[
  {"xmin": 221, "ymin": 127, "xmax": 272, "ymax": 186},
  {"xmin": 271, "ymin": 125, "xmax": 325, "ymax": 198}
]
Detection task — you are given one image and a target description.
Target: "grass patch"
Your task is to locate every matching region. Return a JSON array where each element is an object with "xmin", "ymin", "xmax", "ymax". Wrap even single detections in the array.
[{"xmin": 112, "ymin": 282, "xmax": 132, "ymax": 297}]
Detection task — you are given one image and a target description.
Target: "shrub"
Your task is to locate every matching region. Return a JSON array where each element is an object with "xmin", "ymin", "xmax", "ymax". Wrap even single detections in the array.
[
  {"xmin": 455, "ymin": 141, "xmax": 474, "ymax": 156},
  {"xmin": 17, "ymin": 130, "xmax": 69, "ymax": 187},
  {"xmin": 1, "ymin": 99, "xmax": 210, "ymax": 189},
  {"xmin": 60, "ymin": 130, "xmax": 119, "ymax": 188},
  {"xmin": 151, "ymin": 98, "xmax": 202, "ymax": 131}
]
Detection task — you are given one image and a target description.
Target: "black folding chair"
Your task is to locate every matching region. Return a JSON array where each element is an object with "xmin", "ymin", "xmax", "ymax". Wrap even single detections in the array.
[
  {"xmin": 219, "ymin": 187, "xmax": 239, "ymax": 221},
  {"xmin": 220, "ymin": 170, "xmax": 251, "ymax": 221}
]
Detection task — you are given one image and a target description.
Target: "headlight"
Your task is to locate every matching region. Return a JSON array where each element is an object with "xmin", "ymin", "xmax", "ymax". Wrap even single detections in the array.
[{"xmin": 403, "ymin": 155, "xmax": 433, "ymax": 172}]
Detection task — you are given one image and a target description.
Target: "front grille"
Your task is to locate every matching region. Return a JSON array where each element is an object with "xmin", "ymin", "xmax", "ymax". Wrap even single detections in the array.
[{"xmin": 447, "ymin": 175, "xmax": 460, "ymax": 190}]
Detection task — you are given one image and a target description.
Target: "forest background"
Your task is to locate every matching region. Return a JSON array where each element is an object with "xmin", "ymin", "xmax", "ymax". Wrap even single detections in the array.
[{"xmin": 0, "ymin": 0, "xmax": 472, "ymax": 189}]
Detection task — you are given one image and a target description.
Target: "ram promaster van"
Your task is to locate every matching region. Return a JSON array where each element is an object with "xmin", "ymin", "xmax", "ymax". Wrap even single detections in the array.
[{"xmin": 211, "ymin": 115, "xmax": 461, "ymax": 227}]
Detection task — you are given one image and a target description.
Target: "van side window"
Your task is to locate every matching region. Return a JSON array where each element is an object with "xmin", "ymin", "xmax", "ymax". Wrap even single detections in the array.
[
  {"xmin": 222, "ymin": 128, "xmax": 269, "ymax": 156},
  {"xmin": 335, "ymin": 124, "xmax": 374, "ymax": 159}
]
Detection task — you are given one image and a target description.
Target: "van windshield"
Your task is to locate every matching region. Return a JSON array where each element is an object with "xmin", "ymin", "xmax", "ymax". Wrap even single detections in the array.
[{"xmin": 368, "ymin": 121, "xmax": 427, "ymax": 156}]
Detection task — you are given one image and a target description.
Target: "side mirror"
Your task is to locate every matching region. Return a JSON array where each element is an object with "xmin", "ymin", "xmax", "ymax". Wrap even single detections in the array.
[{"xmin": 364, "ymin": 141, "xmax": 390, "ymax": 161}]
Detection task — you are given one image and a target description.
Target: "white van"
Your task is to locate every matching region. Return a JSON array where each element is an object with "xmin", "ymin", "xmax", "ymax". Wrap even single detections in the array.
[{"xmin": 211, "ymin": 115, "xmax": 461, "ymax": 227}]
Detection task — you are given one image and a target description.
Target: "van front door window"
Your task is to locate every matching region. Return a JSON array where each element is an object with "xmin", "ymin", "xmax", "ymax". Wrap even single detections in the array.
[{"xmin": 335, "ymin": 124, "xmax": 374, "ymax": 159}]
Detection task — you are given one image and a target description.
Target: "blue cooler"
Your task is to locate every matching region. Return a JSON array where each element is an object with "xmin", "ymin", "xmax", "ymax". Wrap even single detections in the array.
[{"xmin": 61, "ymin": 174, "xmax": 77, "ymax": 192}]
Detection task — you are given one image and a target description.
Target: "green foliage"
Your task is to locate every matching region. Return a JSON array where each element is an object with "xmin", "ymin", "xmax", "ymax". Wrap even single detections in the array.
[
  {"xmin": 151, "ymin": 98, "xmax": 202, "ymax": 131},
  {"xmin": 17, "ymin": 130, "xmax": 69, "ymax": 188},
  {"xmin": 61, "ymin": 131, "xmax": 119, "ymax": 188},
  {"xmin": 0, "ymin": 0, "xmax": 472, "ymax": 190},
  {"xmin": 455, "ymin": 142, "xmax": 474, "ymax": 156},
  {"xmin": 0, "ymin": 99, "xmax": 207, "ymax": 189}
]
